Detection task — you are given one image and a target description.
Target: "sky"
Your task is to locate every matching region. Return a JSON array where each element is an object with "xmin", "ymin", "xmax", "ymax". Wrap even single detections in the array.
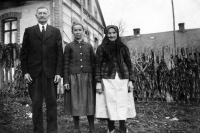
[{"xmin": 98, "ymin": 0, "xmax": 200, "ymax": 36}]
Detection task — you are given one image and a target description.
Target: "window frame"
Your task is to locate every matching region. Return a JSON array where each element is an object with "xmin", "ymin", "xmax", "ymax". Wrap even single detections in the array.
[
  {"xmin": 94, "ymin": 37, "xmax": 98, "ymax": 50},
  {"xmin": 85, "ymin": 30, "xmax": 90, "ymax": 43},
  {"xmin": 2, "ymin": 17, "xmax": 17, "ymax": 44}
]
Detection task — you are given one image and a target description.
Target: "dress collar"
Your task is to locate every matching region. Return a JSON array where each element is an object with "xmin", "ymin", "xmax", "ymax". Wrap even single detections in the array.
[{"xmin": 74, "ymin": 39, "xmax": 85, "ymax": 45}]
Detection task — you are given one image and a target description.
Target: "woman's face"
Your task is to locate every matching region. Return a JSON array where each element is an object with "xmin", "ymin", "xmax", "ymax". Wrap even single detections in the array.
[
  {"xmin": 107, "ymin": 28, "xmax": 117, "ymax": 41},
  {"xmin": 72, "ymin": 25, "xmax": 84, "ymax": 40}
]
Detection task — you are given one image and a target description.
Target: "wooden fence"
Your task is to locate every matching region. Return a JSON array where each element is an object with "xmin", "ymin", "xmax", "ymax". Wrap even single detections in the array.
[{"xmin": 0, "ymin": 43, "xmax": 200, "ymax": 104}]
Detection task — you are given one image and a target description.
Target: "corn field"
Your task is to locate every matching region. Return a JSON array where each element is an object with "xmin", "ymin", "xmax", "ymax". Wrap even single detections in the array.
[{"xmin": 129, "ymin": 46, "xmax": 200, "ymax": 104}]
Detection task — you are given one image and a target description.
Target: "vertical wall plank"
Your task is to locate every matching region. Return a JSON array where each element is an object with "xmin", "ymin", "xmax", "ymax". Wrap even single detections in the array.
[
  {"xmin": 5, "ymin": 69, "xmax": 8, "ymax": 87},
  {"xmin": 10, "ymin": 67, "xmax": 12, "ymax": 86},
  {"xmin": 158, "ymin": 47, "xmax": 162, "ymax": 63}
]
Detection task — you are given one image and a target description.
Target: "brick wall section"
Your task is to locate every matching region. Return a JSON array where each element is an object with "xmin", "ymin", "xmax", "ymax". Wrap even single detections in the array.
[
  {"xmin": 59, "ymin": 0, "xmax": 63, "ymax": 32},
  {"xmin": 50, "ymin": 0, "xmax": 54, "ymax": 26},
  {"xmin": 17, "ymin": 17, "xmax": 21, "ymax": 43},
  {"xmin": 0, "ymin": 12, "xmax": 22, "ymax": 43},
  {"xmin": 53, "ymin": 0, "xmax": 63, "ymax": 32}
]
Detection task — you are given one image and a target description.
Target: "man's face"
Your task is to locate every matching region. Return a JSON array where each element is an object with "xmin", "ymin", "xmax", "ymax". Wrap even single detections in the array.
[
  {"xmin": 72, "ymin": 25, "xmax": 84, "ymax": 40},
  {"xmin": 35, "ymin": 8, "xmax": 50, "ymax": 24}
]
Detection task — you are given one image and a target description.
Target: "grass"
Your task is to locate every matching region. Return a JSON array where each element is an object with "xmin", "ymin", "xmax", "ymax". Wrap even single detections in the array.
[{"xmin": 0, "ymin": 96, "xmax": 200, "ymax": 133}]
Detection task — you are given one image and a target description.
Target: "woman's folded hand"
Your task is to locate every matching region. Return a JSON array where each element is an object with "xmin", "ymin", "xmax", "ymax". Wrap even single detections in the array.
[
  {"xmin": 64, "ymin": 84, "xmax": 70, "ymax": 91},
  {"xmin": 128, "ymin": 81, "xmax": 134, "ymax": 92}
]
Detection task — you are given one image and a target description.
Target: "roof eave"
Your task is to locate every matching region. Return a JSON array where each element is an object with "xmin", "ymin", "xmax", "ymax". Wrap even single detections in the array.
[{"xmin": 95, "ymin": 0, "xmax": 106, "ymax": 28}]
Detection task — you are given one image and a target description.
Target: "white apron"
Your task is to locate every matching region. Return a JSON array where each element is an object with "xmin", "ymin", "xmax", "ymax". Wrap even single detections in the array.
[{"xmin": 95, "ymin": 73, "xmax": 136, "ymax": 120}]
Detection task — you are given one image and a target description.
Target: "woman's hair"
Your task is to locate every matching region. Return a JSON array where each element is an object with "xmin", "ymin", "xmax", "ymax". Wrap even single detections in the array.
[
  {"xmin": 71, "ymin": 22, "xmax": 84, "ymax": 32},
  {"xmin": 101, "ymin": 25, "xmax": 129, "ymax": 77}
]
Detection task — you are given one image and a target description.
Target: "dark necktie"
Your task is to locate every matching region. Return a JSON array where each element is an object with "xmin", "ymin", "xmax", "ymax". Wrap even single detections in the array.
[{"xmin": 42, "ymin": 26, "xmax": 45, "ymax": 38}]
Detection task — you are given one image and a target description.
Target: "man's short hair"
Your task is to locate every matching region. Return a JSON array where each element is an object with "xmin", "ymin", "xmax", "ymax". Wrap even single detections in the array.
[
  {"xmin": 71, "ymin": 22, "xmax": 84, "ymax": 31},
  {"xmin": 36, "ymin": 6, "xmax": 49, "ymax": 14}
]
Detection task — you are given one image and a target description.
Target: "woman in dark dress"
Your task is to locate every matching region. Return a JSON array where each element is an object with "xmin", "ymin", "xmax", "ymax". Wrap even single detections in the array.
[
  {"xmin": 63, "ymin": 23, "xmax": 95, "ymax": 133},
  {"xmin": 95, "ymin": 25, "xmax": 136, "ymax": 133}
]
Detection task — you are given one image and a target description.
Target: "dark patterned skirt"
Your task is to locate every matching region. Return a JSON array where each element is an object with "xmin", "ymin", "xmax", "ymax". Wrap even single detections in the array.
[{"xmin": 64, "ymin": 73, "xmax": 95, "ymax": 116}]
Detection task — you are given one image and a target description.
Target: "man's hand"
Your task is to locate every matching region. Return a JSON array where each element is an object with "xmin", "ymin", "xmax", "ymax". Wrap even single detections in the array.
[
  {"xmin": 128, "ymin": 81, "xmax": 134, "ymax": 93},
  {"xmin": 24, "ymin": 73, "xmax": 32, "ymax": 83},
  {"xmin": 96, "ymin": 82, "xmax": 103, "ymax": 94},
  {"xmin": 54, "ymin": 75, "xmax": 61, "ymax": 83},
  {"xmin": 64, "ymin": 84, "xmax": 70, "ymax": 91}
]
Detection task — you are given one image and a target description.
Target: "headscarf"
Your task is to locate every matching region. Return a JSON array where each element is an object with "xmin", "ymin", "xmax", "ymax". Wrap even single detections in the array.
[
  {"xmin": 101, "ymin": 25, "xmax": 127, "ymax": 77},
  {"xmin": 102, "ymin": 25, "xmax": 120, "ymax": 44}
]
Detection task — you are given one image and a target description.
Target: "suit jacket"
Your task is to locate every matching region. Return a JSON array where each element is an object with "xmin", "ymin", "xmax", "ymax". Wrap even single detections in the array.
[{"xmin": 20, "ymin": 24, "xmax": 63, "ymax": 78}]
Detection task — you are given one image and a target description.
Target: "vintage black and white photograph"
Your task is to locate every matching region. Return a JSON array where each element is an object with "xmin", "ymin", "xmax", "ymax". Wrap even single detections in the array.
[{"xmin": 0, "ymin": 0, "xmax": 200, "ymax": 133}]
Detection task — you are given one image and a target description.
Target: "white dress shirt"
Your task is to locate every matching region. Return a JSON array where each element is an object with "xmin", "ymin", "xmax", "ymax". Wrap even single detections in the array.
[{"xmin": 38, "ymin": 23, "xmax": 47, "ymax": 32}]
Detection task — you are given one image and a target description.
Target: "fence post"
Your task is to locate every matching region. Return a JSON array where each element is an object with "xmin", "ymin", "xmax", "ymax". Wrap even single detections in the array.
[
  {"xmin": 5, "ymin": 68, "xmax": 8, "ymax": 88},
  {"xmin": 158, "ymin": 47, "xmax": 162, "ymax": 63}
]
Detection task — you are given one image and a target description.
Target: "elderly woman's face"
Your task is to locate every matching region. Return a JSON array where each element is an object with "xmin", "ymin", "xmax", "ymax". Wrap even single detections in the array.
[{"xmin": 107, "ymin": 28, "xmax": 117, "ymax": 41}]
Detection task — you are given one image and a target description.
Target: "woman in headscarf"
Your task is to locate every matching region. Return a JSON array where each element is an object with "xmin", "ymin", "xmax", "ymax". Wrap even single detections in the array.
[
  {"xmin": 95, "ymin": 25, "xmax": 136, "ymax": 133},
  {"xmin": 63, "ymin": 22, "xmax": 95, "ymax": 133}
]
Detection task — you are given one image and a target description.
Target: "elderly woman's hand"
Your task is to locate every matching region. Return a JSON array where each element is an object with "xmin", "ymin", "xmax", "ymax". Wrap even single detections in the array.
[
  {"xmin": 96, "ymin": 82, "xmax": 103, "ymax": 94},
  {"xmin": 128, "ymin": 81, "xmax": 134, "ymax": 92}
]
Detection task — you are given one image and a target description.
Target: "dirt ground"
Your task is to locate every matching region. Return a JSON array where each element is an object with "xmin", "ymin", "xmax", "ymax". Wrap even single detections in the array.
[{"xmin": 0, "ymin": 96, "xmax": 200, "ymax": 133}]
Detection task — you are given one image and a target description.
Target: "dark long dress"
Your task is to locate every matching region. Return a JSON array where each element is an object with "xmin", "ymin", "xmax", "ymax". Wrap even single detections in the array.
[
  {"xmin": 63, "ymin": 40, "xmax": 95, "ymax": 116},
  {"xmin": 64, "ymin": 73, "xmax": 95, "ymax": 116}
]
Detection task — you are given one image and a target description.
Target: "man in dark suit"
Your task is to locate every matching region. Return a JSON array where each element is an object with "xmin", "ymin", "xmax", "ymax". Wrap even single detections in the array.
[{"xmin": 20, "ymin": 6, "xmax": 63, "ymax": 133}]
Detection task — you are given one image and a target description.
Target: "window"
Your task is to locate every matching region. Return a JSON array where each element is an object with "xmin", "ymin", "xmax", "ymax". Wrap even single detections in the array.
[
  {"xmin": 85, "ymin": 30, "xmax": 90, "ymax": 43},
  {"xmin": 3, "ymin": 18, "xmax": 17, "ymax": 44},
  {"xmin": 94, "ymin": 37, "xmax": 98, "ymax": 51}
]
